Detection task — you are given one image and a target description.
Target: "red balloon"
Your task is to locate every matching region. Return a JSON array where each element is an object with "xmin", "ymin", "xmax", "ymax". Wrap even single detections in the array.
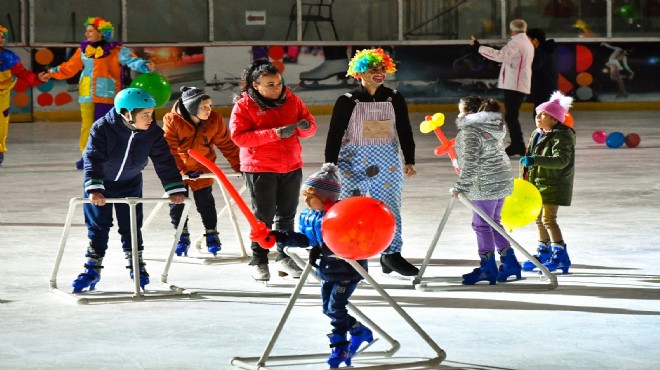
[
  {"xmin": 322, "ymin": 196, "xmax": 395, "ymax": 260},
  {"xmin": 625, "ymin": 133, "xmax": 641, "ymax": 148}
]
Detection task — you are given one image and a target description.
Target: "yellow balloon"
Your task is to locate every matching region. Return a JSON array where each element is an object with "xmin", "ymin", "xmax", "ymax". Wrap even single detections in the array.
[{"xmin": 500, "ymin": 179, "xmax": 542, "ymax": 232}]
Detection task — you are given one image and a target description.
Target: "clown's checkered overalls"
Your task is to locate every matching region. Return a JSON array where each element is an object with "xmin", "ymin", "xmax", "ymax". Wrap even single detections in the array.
[{"xmin": 337, "ymin": 93, "xmax": 404, "ymax": 254}]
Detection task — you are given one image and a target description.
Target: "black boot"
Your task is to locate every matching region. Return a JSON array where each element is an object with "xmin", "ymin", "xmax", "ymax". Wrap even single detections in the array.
[{"xmin": 380, "ymin": 252, "xmax": 419, "ymax": 276}]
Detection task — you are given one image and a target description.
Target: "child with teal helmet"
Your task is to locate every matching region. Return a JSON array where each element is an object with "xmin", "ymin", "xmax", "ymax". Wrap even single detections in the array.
[{"xmin": 72, "ymin": 87, "xmax": 185, "ymax": 294}]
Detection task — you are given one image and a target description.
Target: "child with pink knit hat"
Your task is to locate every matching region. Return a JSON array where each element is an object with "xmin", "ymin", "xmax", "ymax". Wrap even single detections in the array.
[{"xmin": 519, "ymin": 91, "xmax": 576, "ymax": 274}]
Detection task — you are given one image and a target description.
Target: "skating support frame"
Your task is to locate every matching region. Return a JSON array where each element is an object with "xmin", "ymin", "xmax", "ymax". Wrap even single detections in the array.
[
  {"xmin": 413, "ymin": 194, "xmax": 558, "ymax": 291},
  {"xmin": 231, "ymin": 249, "xmax": 446, "ymax": 370},
  {"xmin": 143, "ymin": 173, "xmax": 249, "ymax": 264},
  {"xmin": 49, "ymin": 197, "xmax": 197, "ymax": 304}
]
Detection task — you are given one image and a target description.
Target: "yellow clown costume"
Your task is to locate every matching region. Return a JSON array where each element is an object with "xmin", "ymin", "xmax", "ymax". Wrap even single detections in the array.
[{"xmin": 0, "ymin": 24, "xmax": 45, "ymax": 165}]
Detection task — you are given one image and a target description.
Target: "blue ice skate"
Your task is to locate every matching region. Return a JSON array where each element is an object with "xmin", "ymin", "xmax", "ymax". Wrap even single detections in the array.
[
  {"xmin": 175, "ymin": 233, "xmax": 191, "ymax": 256},
  {"xmin": 521, "ymin": 242, "xmax": 552, "ymax": 271},
  {"xmin": 72, "ymin": 259, "xmax": 103, "ymax": 293},
  {"xmin": 349, "ymin": 322, "xmax": 374, "ymax": 356},
  {"xmin": 462, "ymin": 252, "xmax": 497, "ymax": 285},
  {"xmin": 205, "ymin": 230, "xmax": 222, "ymax": 257},
  {"xmin": 497, "ymin": 247, "xmax": 522, "ymax": 282},
  {"xmin": 542, "ymin": 243, "xmax": 571, "ymax": 274},
  {"xmin": 126, "ymin": 253, "xmax": 150, "ymax": 290},
  {"xmin": 327, "ymin": 333, "xmax": 351, "ymax": 368}
]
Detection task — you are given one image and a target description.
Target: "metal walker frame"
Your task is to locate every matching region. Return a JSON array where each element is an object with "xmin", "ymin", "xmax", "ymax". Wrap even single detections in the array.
[
  {"xmin": 413, "ymin": 194, "xmax": 559, "ymax": 291},
  {"xmin": 143, "ymin": 173, "xmax": 249, "ymax": 264},
  {"xmin": 231, "ymin": 248, "xmax": 447, "ymax": 370},
  {"xmin": 50, "ymin": 197, "xmax": 197, "ymax": 304}
]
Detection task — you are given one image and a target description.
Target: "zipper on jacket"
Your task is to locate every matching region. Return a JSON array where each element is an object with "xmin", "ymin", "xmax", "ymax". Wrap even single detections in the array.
[{"xmin": 114, "ymin": 131, "xmax": 137, "ymax": 181}]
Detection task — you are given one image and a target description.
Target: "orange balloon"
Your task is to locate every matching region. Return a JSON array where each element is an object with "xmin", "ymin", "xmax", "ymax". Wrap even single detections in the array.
[
  {"xmin": 34, "ymin": 48, "xmax": 54, "ymax": 65},
  {"xmin": 563, "ymin": 112, "xmax": 574, "ymax": 128},
  {"xmin": 322, "ymin": 196, "xmax": 395, "ymax": 260},
  {"xmin": 271, "ymin": 60, "xmax": 285, "ymax": 74}
]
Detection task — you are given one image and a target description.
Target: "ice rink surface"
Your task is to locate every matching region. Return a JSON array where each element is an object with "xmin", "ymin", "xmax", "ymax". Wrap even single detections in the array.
[{"xmin": 1, "ymin": 109, "xmax": 659, "ymax": 369}]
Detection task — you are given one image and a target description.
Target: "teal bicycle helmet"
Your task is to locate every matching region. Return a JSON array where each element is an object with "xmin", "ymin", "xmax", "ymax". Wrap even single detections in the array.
[{"xmin": 114, "ymin": 88, "xmax": 157, "ymax": 114}]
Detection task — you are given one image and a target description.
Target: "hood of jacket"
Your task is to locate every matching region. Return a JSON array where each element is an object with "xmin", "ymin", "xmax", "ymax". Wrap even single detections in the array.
[{"xmin": 457, "ymin": 111, "xmax": 506, "ymax": 141}]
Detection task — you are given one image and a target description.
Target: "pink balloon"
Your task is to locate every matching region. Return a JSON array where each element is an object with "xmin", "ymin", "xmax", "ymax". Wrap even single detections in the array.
[{"xmin": 592, "ymin": 130, "xmax": 607, "ymax": 144}]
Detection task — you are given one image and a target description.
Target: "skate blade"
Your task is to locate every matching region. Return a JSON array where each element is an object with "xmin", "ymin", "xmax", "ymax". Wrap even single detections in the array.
[{"xmin": 354, "ymin": 338, "xmax": 379, "ymax": 356}]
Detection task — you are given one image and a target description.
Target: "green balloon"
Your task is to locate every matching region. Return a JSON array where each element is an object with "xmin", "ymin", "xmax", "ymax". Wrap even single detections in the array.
[
  {"xmin": 130, "ymin": 73, "xmax": 172, "ymax": 108},
  {"xmin": 617, "ymin": 4, "xmax": 639, "ymax": 19}
]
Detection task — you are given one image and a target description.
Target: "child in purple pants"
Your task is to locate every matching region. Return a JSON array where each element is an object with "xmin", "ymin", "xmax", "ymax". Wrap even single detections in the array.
[{"xmin": 451, "ymin": 97, "xmax": 518, "ymax": 285}]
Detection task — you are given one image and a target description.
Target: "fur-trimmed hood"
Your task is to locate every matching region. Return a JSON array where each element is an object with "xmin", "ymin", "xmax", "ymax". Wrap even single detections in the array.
[{"xmin": 456, "ymin": 111, "xmax": 506, "ymax": 141}]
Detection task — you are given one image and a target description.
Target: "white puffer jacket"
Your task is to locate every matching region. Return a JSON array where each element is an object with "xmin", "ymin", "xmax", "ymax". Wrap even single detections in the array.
[{"xmin": 478, "ymin": 33, "xmax": 534, "ymax": 94}]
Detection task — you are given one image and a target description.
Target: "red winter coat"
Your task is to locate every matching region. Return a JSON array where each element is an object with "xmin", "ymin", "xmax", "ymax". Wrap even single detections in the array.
[
  {"xmin": 229, "ymin": 89, "xmax": 316, "ymax": 173},
  {"xmin": 163, "ymin": 100, "xmax": 240, "ymax": 191}
]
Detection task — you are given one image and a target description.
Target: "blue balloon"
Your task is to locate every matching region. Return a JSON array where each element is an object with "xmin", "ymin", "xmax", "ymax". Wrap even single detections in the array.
[{"xmin": 606, "ymin": 132, "xmax": 625, "ymax": 148}]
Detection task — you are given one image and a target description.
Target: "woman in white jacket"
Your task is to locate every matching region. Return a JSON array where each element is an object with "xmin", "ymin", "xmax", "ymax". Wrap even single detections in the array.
[{"xmin": 471, "ymin": 19, "xmax": 534, "ymax": 156}]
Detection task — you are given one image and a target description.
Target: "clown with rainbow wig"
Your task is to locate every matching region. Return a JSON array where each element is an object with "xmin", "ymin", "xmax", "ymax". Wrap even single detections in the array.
[
  {"xmin": 46, "ymin": 17, "xmax": 154, "ymax": 169},
  {"xmin": 0, "ymin": 24, "xmax": 49, "ymax": 166},
  {"xmin": 324, "ymin": 48, "xmax": 419, "ymax": 277}
]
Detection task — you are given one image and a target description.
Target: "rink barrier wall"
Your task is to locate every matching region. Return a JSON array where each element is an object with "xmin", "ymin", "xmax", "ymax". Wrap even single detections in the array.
[{"xmin": 11, "ymin": 101, "xmax": 660, "ymax": 123}]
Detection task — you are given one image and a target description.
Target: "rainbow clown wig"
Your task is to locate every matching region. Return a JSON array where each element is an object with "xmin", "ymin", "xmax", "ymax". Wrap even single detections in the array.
[
  {"xmin": 0, "ymin": 24, "xmax": 8, "ymax": 42},
  {"xmin": 85, "ymin": 17, "xmax": 114, "ymax": 41},
  {"xmin": 346, "ymin": 48, "xmax": 396, "ymax": 79}
]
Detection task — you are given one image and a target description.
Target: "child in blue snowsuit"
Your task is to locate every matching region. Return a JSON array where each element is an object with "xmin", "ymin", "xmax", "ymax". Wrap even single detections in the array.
[
  {"xmin": 270, "ymin": 163, "xmax": 374, "ymax": 368},
  {"xmin": 73, "ymin": 88, "xmax": 186, "ymax": 293}
]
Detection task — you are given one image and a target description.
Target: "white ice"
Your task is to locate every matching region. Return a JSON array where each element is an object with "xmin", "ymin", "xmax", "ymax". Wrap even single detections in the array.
[{"xmin": 0, "ymin": 110, "xmax": 659, "ymax": 369}]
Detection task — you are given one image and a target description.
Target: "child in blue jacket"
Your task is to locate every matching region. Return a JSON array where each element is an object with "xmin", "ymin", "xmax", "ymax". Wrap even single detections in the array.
[
  {"xmin": 270, "ymin": 163, "xmax": 374, "ymax": 368},
  {"xmin": 73, "ymin": 88, "xmax": 186, "ymax": 293}
]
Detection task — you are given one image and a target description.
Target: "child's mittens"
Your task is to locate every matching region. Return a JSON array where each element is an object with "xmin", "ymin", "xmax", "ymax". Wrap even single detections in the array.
[
  {"xmin": 308, "ymin": 245, "xmax": 322, "ymax": 268},
  {"xmin": 519, "ymin": 156, "xmax": 535, "ymax": 168},
  {"xmin": 269, "ymin": 230, "xmax": 289, "ymax": 246},
  {"xmin": 186, "ymin": 171, "xmax": 202, "ymax": 178}
]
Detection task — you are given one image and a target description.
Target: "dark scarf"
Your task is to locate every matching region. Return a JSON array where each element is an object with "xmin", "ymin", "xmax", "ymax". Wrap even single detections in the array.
[{"xmin": 247, "ymin": 86, "xmax": 287, "ymax": 110}]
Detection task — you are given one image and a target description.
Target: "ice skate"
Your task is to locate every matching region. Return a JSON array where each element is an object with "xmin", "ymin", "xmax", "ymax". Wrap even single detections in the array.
[
  {"xmin": 521, "ymin": 242, "xmax": 552, "ymax": 271},
  {"xmin": 462, "ymin": 252, "xmax": 497, "ymax": 285},
  {"xmin": 205, "ymin": 229, "xmax": 222, "ymax": 256},
  {"xmin": 126, "ymin": 251, "xmax": 150, "ymax": 290},
  {"xmin": 71, "ymin": 258, "xmax": 103, "ymax": 293},
  {"xmin": 497, "ymin": 247, "xmax": 522, "ymax": 282},
  {"xmin": 349, "ymin": 322, "xmax": 374, "ymax": 357},
  {"xmin": 299, "ymin": 59, "xmax": 353, "ymax": 89},
  {"xmin": 327, "ymin": 333, "xmax": 351, "ymax": 368},
  {"xmin": 175, "ymin": 233, "xmax": 191, "ymax": 257},
  {"xmin": 542, "ymin": 243, "xmax": 571, "ymax": 274},
  {"xmin": 251, "ymin": 264, "xmax": 271, "ymax": 282},
  {"xmin": 277, "ymin": 256, "xmax": 302, "ymax": 278}
]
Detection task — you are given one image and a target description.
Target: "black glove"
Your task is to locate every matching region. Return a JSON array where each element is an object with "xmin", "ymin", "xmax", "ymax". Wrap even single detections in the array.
[
  {"xmin": 269, "ymin": 230, "xmax": 288, "ymax": 246},
  {"xmin": 186, "ymin": 171, "xmax": 202, "ymax": 179},
  {"xmin": 308, "ymin": 245, "xmax": 322, "ymax": 268}
]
